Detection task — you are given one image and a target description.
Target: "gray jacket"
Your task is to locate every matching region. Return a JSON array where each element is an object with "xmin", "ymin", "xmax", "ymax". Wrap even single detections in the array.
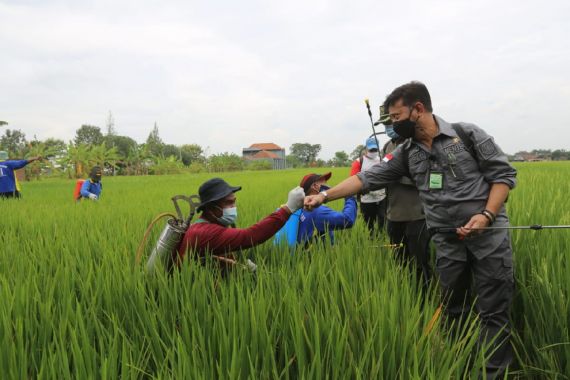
[
  {"xmin": 383, "ymin": 139, "xmax": 425, "ymax": 222},
  {"xmin": 357, "ymin": 115, "xmax": 517, "ymax": 260}
]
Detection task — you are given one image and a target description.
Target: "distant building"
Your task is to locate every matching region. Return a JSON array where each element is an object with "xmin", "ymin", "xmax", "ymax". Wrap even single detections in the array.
[{"xmin": 242, "ymin": 143, "xmax": 287, "ymax": 170}]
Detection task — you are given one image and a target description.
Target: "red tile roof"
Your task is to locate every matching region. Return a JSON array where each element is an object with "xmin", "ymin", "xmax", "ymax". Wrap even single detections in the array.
[
  {"xmin": 249, "ymin": 143, "xmax": 283, "ymax": 151},
  {"xmin": 251, "ymin": 150, "xmax": 279, "ymax": 159}
]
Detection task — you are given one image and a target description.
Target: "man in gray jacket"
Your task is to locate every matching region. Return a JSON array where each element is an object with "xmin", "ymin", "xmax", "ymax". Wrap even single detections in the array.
[{"xmin": 305, "ymin": 81, "xmax": 516, "ymax": 378}]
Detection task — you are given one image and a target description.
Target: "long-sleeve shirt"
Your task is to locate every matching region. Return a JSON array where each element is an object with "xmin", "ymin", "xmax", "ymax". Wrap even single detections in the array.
[
  {"xmin": 80, "ymin": 179, "xmax": 102, "ymax": 198},
  {"xmin": 350, "ymin": 156, "xmax": 385, "ymax": 203},
  {"xmin": 356, "ymin": 115, "xmax": 517, "ymax": 260},
  {"xmin": 0, "ymin": 160, "xmax": 29, "ymax": 193},
  {"xmin": 297, "ymin": 196, "xmax": 357, "ymax": 245},
  {"xmin": 177, "ymin": 207, "xmax": 290, "ymax": 259}
]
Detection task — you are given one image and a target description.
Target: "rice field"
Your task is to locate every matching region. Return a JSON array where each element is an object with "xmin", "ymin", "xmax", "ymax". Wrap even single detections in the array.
[{"xmin": 1, "ymin": 162, "xmax": 569, "ymax": 379}]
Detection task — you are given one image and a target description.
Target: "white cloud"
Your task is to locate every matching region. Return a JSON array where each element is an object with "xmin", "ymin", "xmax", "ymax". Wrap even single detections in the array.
[{"xmin": 1, "ymin": 0, "xmax": 570, "ymax": 158}]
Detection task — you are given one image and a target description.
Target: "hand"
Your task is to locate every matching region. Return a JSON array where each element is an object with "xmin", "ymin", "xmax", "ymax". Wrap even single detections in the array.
[
  {"xmin": 304, "ymin": 193, "xmax": 325, "ymax": 211},
  {"xmin": 456, "ymin": 214, "xmax": 490, "ymax": 238},
  {"xmin": 285, "ymin": 186, "xmax": 305, "ymax": 213},
  {"xmin": 29, "ymin": 156, "xmax": 43, "ymax": 162},
  {"xmin": 88, "ymin": 193, "xmax": 98, "ymax": 201}
]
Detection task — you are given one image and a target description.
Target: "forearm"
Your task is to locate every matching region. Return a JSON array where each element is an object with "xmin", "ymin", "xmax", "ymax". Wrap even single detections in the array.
[
  {"xmin": 217, "ymin": 208, "xmax": 289, "ymax": 251},
  {"xmin": 325, "ymin": 175, "xmax": 363, "ymax": 202},
  {"xmin": 485, "ymin": 183, "xmax": 510, "ymax": 215}
]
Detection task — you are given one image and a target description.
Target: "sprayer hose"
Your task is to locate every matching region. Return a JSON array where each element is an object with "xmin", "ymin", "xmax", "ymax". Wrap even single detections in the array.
[{"xmin": 135, "ymin": 212, "xmax": 177, "ymax": 265}]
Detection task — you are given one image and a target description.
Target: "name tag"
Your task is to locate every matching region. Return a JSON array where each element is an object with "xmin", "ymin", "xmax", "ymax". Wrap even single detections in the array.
[{"xmin": 429, "ymin": 172, "xmax": 443, "ymax": 190}]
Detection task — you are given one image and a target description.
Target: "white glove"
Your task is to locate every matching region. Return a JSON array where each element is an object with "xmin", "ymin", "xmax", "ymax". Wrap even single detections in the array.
[
  {"xmin": 88, "ymin": 193, "xmax": 98, "ymax": 200},
  {"xmin": 245, "ymin": 259, "xmax": 257, "ymax": 273},
  {"xmin": 285, "ymin": 186, "xmax": 305, "ymax": 213}
]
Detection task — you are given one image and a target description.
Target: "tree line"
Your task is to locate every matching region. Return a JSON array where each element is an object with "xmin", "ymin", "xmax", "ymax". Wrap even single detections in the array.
[{"xmin": 0, "ymin": 115, "xmax": 365, "ymax": 180}]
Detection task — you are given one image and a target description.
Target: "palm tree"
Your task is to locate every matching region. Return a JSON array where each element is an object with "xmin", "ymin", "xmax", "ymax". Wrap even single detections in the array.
[{"xmin": 62, "ymin": 143, "xmax": 92, "ymax": 178}]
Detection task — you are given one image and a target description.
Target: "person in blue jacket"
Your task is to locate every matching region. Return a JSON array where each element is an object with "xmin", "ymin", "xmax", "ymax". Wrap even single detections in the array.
[
  {"xmin": 297, "ymin": 172, "xmax": 357, "ymax": 245},
  {"xmin": 0, "ymin": 151, "xmax": 42, "ymax": 199},
  {"xmin": 80, "ymin": 166, "xmax": 103, "ymax": 201}
]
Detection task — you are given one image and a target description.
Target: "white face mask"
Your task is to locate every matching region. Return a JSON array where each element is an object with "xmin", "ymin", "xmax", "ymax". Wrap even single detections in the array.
[
  {"xmin": 367, "ymin": 152, "xmax": 379, "ymax": 159},
  {"xmin": 216, "ymin": 206, "xmax": 238, "ymax": 226}
]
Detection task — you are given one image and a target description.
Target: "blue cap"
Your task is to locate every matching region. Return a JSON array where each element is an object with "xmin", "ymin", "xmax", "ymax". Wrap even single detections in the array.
[{"xmin": 365, "ymin": 137, "xmax": 378, "ymax": 150}]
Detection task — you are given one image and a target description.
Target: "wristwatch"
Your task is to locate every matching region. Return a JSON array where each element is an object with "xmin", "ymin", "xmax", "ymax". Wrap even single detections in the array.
[{"xmin": 319, "ymin": 191, "xmax": 329, "ymax": 203}]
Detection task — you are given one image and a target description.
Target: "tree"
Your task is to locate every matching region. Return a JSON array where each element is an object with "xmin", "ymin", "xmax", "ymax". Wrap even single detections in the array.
[
  {"xmin": 0, "ymin": 129, "xmax": 27, "ymax": 157},
  {"xmin": 25, "ymin": 141, "xmax": 53, "ymax": 180},
  {"xmin": 552, "ymin": 149, "xmax": 569, "ymax": 161},
  {"xmin": 289, "ymin": 143, "xmax": 321, "ymax": 166},
  {"xmin": 286, "ymin": 154, "xmax": 303, "ymax": 168},
  {"xmin": 75, "ymin": 125, "xmax": 104, "ymax": 146},
  {"xmin": 330, "ymin": 151, "xmax": 351, "ymax": 167},
  {"xmin": 0, "ymin": 121, "xmax": 7, "ymax": 127},
  {"xmin": 208, "ymin": 153, "xmax": 244, "ymax": 172},
  {"xmin": 350, "ymin": 144, "xmax": 365, "ymax": 161},
  {"xmin": 64, "ymin": 143, "xmax": 92, "ymax": 178},
  {"xmin": 43, "ymin": 138, "xmax": 67, "ymax": 157},
  {"xmin": 162, "ymin": 144, "xmax": 181, "ymax": 160},
  {"xmin": 104, "ymin": 135, "xmax": 137, "ymax": 160},
  {"xmin": 106, "ymin": 111, "xmax": 116, "ymax": 136},
  {"xmin": 146, "ymin": 122, "xmax": 164, "ymax": 157},
  {"xmin": 180, "ymin": 144, "xmax": 204, "ymax": 166}
]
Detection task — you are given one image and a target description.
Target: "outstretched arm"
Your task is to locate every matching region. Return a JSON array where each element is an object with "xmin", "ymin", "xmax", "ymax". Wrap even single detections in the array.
[{"xmin": 304, "ymin": 175, "xmax": 363, "ymax": 210}]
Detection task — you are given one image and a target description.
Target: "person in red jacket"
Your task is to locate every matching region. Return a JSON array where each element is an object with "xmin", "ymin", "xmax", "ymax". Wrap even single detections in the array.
[{"xmin": 177, "ymin": 178, "xmax": 305, "ymax": 266}]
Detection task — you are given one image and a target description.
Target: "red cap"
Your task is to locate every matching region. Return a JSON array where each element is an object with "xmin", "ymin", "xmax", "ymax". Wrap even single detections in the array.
[{"xmin": 300, "ymin": 172, "xmax": 332, "ymax": 193}]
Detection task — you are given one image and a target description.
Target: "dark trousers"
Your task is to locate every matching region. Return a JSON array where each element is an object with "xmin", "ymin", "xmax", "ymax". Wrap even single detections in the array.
[
  {"xmin": 360, "ymin": 200, "xmax": 386, "ymax": 236},
  {"xmin": 436, "ymin": 235, "xmax": 514, "ymax": 379},
  {"xmin": 0, "ymin": 191, "xmax": 21, "ymax": 199},
  {"xmin": 387, "ymin": 219, "xmax": 432, "ymax": 288}
]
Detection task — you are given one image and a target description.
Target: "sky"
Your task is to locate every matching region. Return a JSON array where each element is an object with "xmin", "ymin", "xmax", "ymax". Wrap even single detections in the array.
[{"xmin": 2, "ymin": 0, "xmax": 570, "ymax": 159}]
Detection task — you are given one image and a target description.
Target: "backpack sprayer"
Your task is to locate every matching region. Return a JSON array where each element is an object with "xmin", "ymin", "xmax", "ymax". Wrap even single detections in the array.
[
  {"xmin": 136, "ymin": 195, "xmax": 200, "ymax": 273},
  {"xmin": 135, "ymin": 194, "xmax": 257, "ymax": 274}
]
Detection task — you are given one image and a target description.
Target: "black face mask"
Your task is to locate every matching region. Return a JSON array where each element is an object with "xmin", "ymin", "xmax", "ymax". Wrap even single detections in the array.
[
  {"xmin": 392, "ymin": 107, "xmax": 418, "ymax": 139},
  {"xmin": 90, "ymin": 167, "xmax": 102, "ymax": 183}
]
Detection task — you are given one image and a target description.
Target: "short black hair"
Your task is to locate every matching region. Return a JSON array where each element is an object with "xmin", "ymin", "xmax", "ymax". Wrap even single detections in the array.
[{"xmin": 383, "ymin": 81, "xmax": 433, "ymax": 112}]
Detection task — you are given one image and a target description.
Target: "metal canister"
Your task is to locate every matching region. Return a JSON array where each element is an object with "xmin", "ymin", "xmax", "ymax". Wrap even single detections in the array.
[{"xmin": 146, "ymin": 218, "xmax": 187, "ymax": 273}]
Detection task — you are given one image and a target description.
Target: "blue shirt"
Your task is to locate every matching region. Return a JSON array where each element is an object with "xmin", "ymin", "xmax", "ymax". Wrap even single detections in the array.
[
  {"xmin": 80, "ymin": 179, "xmax": 102, "ymax": 198},
  {"xmin": 297, "ymin": 196, "xmax": 357, "ymax": 245},
  {"xmin": 0, "ymin": 160, "xmax": 28, "ymax": 193}
]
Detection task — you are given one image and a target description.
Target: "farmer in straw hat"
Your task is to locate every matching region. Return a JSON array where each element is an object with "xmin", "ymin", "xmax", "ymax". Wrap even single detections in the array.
[{"xmin": 176, "ymin": 178, "xmax": 305, "ymax": 266}]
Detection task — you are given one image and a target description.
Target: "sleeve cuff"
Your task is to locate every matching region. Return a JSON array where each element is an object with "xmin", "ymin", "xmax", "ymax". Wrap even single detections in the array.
[
  {"xmin": 490, "ymin": 178, "xmax": 516, "ymax": 189},
  {"xmin": 356, "ymin": 172, "xmax": 370, "ymax": 193}
]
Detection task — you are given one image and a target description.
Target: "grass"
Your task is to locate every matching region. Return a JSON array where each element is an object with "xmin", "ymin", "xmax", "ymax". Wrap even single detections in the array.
[{"xmin": 0, "ymin": 163, "xmax": 569, "ymax": 378}]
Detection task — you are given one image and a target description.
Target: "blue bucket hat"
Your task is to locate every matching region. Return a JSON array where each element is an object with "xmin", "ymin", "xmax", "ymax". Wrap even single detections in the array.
[
  {"xmin": 365, "ymin": 137, "xmax": 379, "ymax": 150},
  {"xmin": 197, "ymin": 178, "xmax": 242, "ymax": 212}
]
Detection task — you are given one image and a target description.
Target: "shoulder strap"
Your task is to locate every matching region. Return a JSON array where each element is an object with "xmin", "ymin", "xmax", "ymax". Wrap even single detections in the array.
[
  {"xmin": 359, "ymin": 155, "xmax": 364, "ymax": 169},
  {"xmin": 451, "ymin": 123, "xmax": 476, "ymax": 160},
  {"xmin": 382, "ymin": 140, "xmax": 391, "ymax": 155},
  {"xmin": 400, "ymin": 143, "xmax": 412, "ymax": 178}
]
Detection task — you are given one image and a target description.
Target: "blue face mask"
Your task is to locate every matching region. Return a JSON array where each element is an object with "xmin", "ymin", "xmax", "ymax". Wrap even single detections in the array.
[
  {"xmin": 385, "ymin": 126, "xmax": 400, "ymax": 140},
  {"xmin": 216, "ymin": 206, "xmax": 238, "ymax": 226}
]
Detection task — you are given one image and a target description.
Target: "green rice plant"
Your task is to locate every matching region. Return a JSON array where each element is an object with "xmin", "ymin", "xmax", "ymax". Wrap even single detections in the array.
[{"xmin": 0, "ymin": 163, "xmax": 569, "ymax": 378}]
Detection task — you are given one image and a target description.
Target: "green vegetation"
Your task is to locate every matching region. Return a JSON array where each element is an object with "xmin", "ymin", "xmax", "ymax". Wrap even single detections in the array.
[{"xmin": 1, "ymin": 163, "xmax": 569, "ymax": 378}]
